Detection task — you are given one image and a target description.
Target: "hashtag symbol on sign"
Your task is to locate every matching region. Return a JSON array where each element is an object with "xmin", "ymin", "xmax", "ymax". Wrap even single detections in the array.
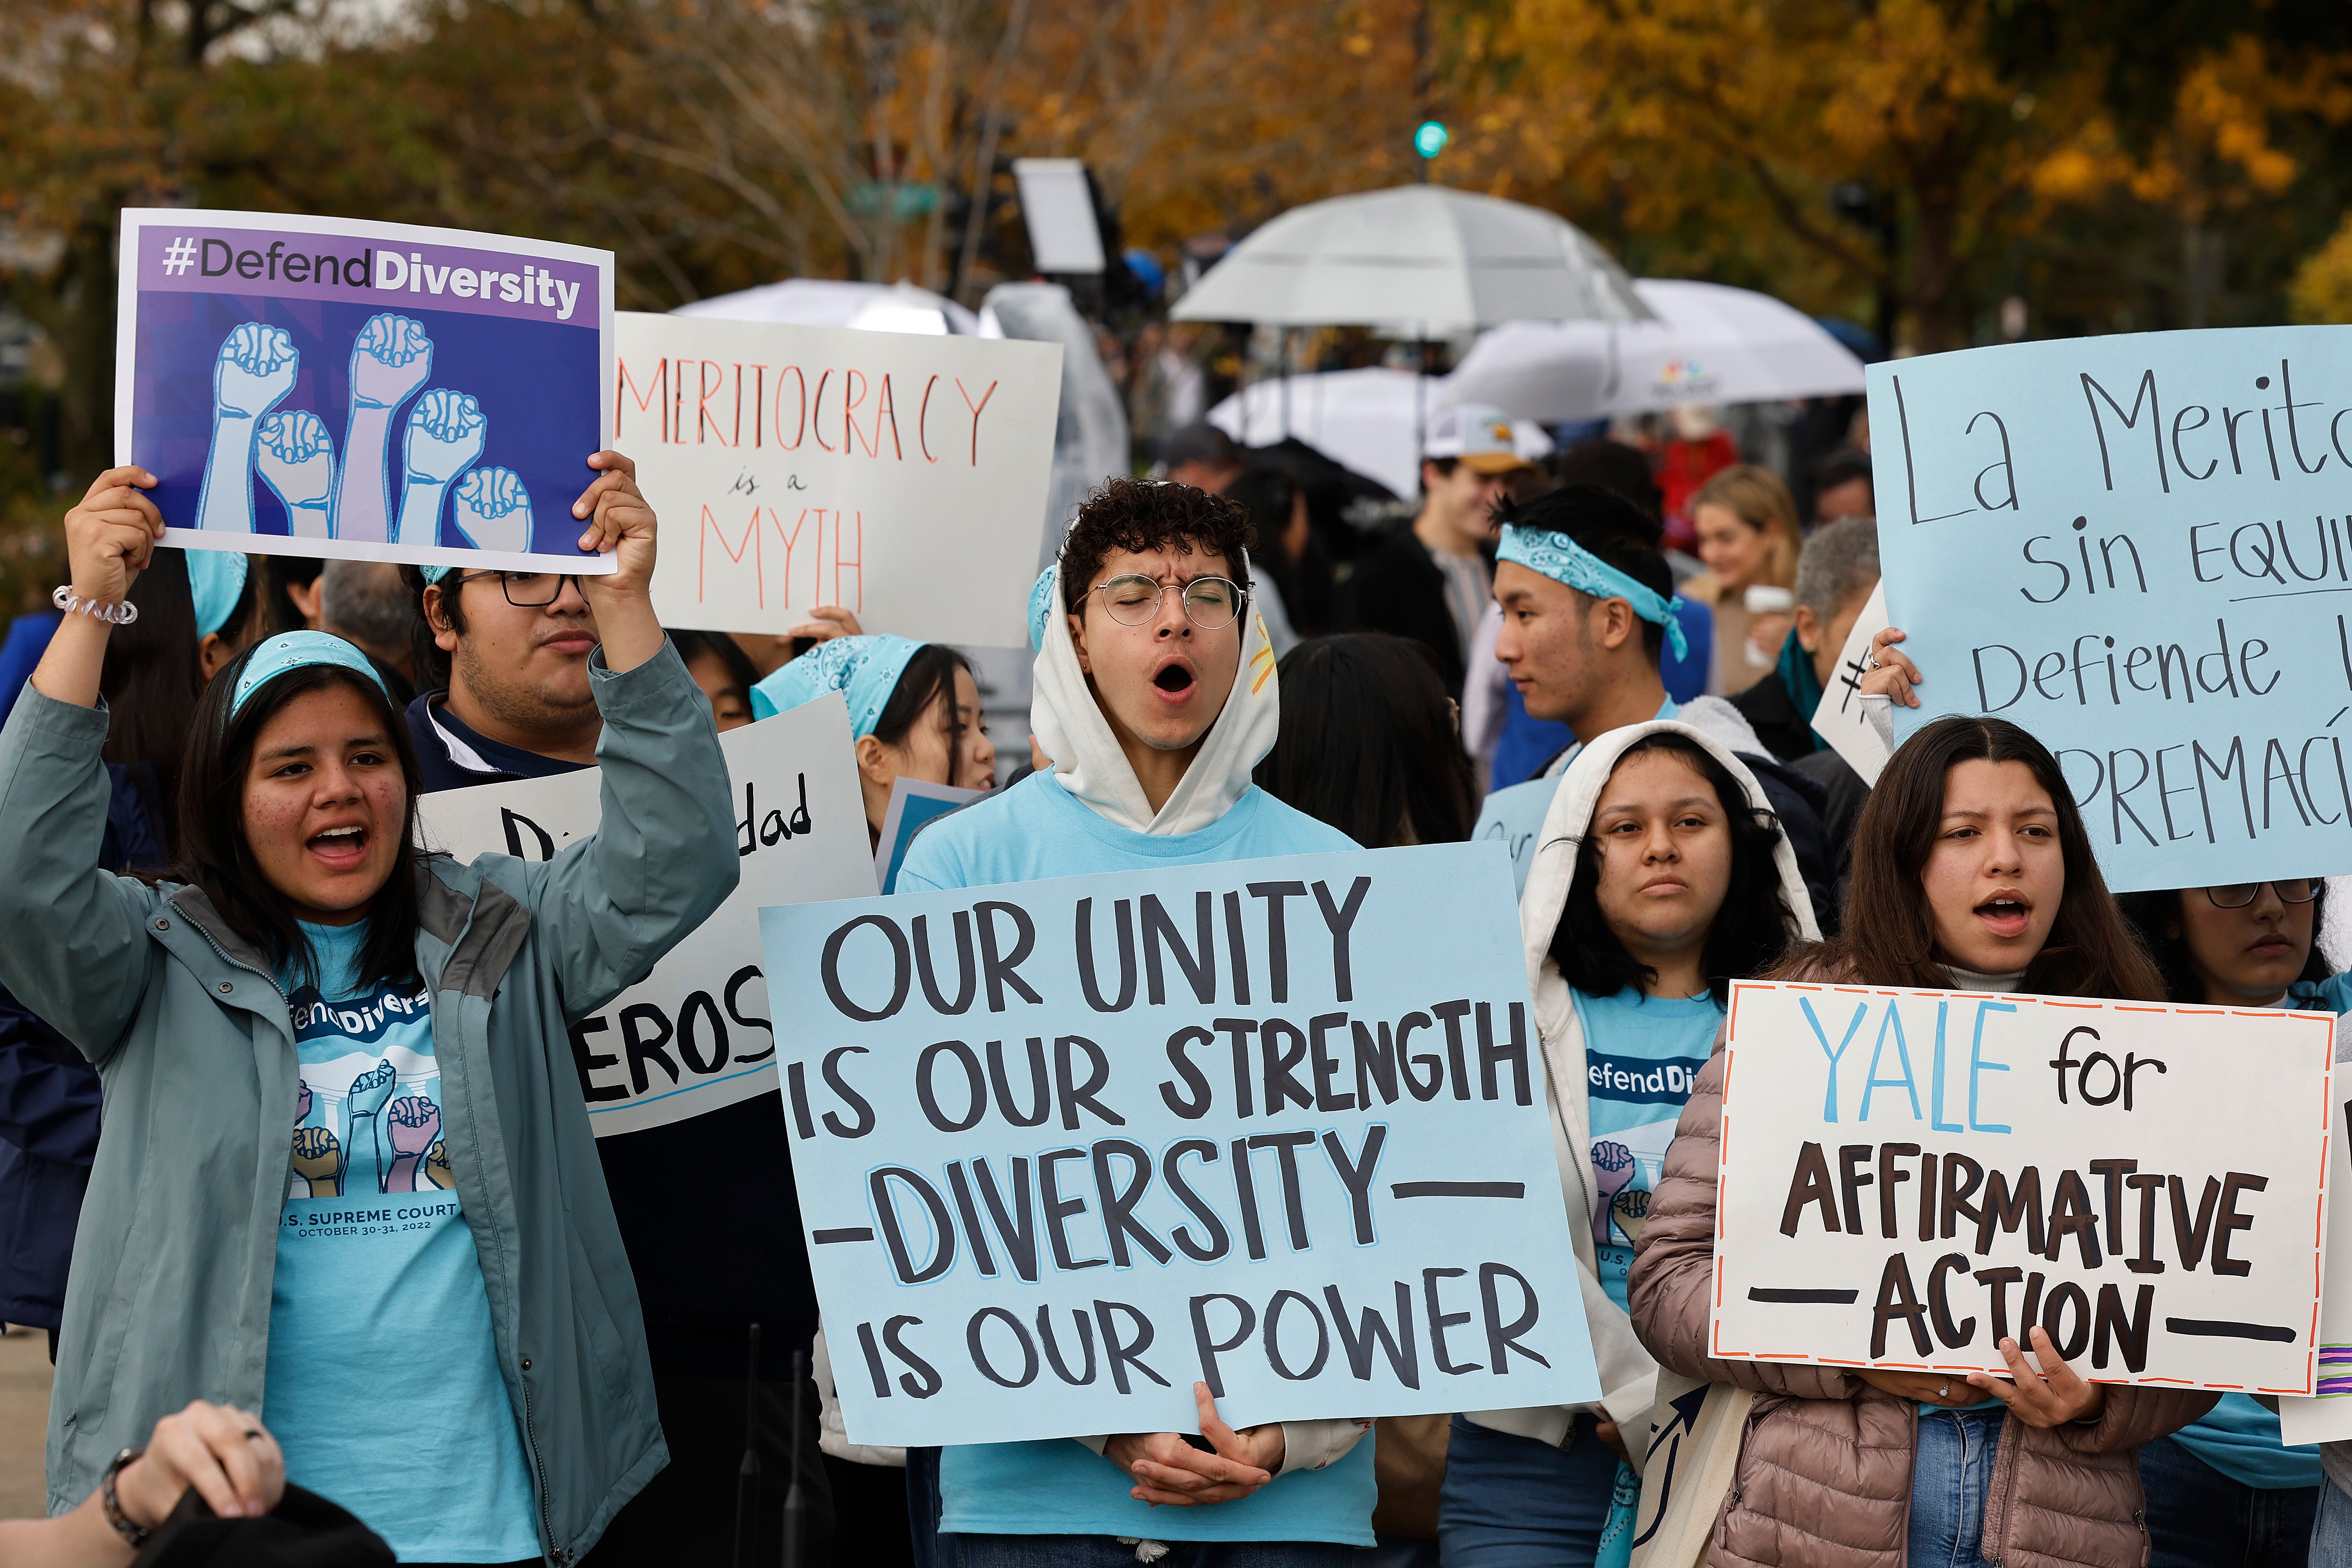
[{"xmin": 160, "ymin": 236, "xmax": 198, "ymax": 276}]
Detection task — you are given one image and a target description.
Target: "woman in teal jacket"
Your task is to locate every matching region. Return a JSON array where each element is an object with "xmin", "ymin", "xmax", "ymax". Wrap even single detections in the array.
[{"xmin": 2, "ymin": 459, "xmax": 737, "ymax": 1566}]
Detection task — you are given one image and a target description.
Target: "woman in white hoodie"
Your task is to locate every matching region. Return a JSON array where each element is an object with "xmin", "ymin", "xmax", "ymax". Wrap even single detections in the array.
[{"xmin": 1441, "ymin": 718, "xmax": 1817, "ymax": 1565}]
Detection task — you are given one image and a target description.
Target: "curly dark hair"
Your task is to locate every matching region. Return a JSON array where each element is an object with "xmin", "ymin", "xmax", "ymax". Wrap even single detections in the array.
[
  {"xmin": 1059, "ymin": 477, "xmax": 1256, "ymax": 615},
  {"xmin": 1548, "ymin": 731, "xmax": 1794, "ymax": 1005}
]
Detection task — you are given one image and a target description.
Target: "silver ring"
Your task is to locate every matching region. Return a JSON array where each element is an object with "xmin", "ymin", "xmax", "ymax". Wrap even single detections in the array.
[{"xmin": 1936, "ymin": 1383, "xmax": 1949, "ymax": 1399}]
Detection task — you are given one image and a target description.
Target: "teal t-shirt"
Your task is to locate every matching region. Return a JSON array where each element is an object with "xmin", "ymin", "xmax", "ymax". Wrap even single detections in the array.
[
  {"xmin": 901, "ymin": 772, "xmax": 1379, "ymax": 1546},
  {"xmin": 1572, "ymin": 986, "xmax": 1719, "ymax": 1312},
  {"xmin": 2171, "ymin": 1394, "xmax": 2321, "ymax": 1489},
  {"xmin": 262, "ymin": 920, "xmax": 541, "ymax": 1563}
]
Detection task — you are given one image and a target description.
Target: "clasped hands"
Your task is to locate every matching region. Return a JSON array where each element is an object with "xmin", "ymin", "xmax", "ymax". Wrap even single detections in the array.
[
  {"xmin": 1103, "ymin": 1383, "xmax": 1284, "ymax": 1507},
  {"xmin": 1855, "ymin": 1326, "xmax": 2108, "ymax": 1428}
]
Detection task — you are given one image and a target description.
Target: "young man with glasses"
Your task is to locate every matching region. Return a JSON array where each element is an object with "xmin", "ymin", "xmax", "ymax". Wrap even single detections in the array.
[
  {"xmin": 892, "ymin": 478, "xmax": 1375, "ymax": 1568},
  {"xmin": 399, "ymin": 499, "xmax": 837, "ymax": 1565}
]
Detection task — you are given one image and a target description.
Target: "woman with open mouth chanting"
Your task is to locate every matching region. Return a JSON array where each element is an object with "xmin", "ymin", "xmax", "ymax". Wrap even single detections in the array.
[
  {"xmin": 890, "ymin": 477, "xmax": 1375, "ymax": 1568},
  {"xmin": 0, "ymin": 456, "xmax": 738, "ymax": 1567},
  {"xmin": 1627, "ymin": 711, "xmax": 2217, "ymax": 1568},
  {"xmin": 1440, "ymin": 717, "xmax": 1814, "ymax": 1565}
]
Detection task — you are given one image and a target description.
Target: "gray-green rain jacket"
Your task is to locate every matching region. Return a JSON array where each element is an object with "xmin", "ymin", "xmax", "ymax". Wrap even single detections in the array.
[{"xmin": 0, "ymin": 643, "xmax": 738, "ymax": 1565}]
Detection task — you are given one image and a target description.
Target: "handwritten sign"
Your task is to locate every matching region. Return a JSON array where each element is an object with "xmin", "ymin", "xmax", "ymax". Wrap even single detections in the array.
[
  {"xmin": 1810, "ymin": 582, "xmax": 1891, "ymax": 787},
  {"xmin": 759, "ymin": 842, "xmax": 1597, "ymax": 1445},
  {"xmin": 118, "ymin": 208, "xmax": 614, "ymax": 573},
  {"xmin": 616, "ymin": 312, "xmax": 1061, "ymax": 645},
  {"xmin": 1867, "ymin": 327, "xmax": 2352, "ymax": 891},
  {"xmin": 417, "ymin": 694, "xmax": 873, "ymax": 1136},
  {"xmin": 874, "ymin": 777, "xmax": 986, "ymax": 894},
  {"xmin": 1711, "ymin": 979, "xmax": 2331, "ymax": 1391}
]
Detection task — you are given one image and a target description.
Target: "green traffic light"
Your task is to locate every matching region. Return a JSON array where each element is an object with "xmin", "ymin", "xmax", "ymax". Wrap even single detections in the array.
[{"xmin": 1415, "ymin": 121, "xmax": 1449, "ymax": 159}]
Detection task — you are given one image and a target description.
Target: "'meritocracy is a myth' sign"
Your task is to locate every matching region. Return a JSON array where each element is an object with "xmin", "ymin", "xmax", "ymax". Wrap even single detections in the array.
[
  {"xmin": 1711, "ymin": 980, "xmax": 2332, "ymax": 1393},
  {"xmin": 1868, "ymin": 325, "xmax": 2352, "ymax": 891},
  {"xmin": 759, "ymin": 842, "xmax": 1599, "ymax": 1446}
]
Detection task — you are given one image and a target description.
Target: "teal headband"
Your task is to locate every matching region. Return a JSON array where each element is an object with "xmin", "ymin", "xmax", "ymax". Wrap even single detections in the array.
[
  {"xmin": 1496, "ymin": 524, "xmax": 1689, "ymax": 662},
  {"xmin": 417, "ymin": 564, "xmax": 454, "ymax": 585},
  {"xmin": 188, "ymin": 550, "xmax": 249, "ymax": 640},
  {"xmin": 749, "ymin": 634, "xmax": 924, "ymax": 738},
  {"xmin": 229, "ymin": 631, "xmax": 393, "ymax": 721},
  {"xmin": 1029, "ymin": 566, "xmax": 1058, "ymax": 651}
]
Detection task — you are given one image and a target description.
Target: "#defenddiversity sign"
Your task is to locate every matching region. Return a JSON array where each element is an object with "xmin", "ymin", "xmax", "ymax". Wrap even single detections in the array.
[
  {"xmin": 1712, "ymin": 979, "xmax": 2333, "ymax": 1393},
  {"xmin": 760, "ymin": 842, "xmax": 1599, "ymax": 1446}
]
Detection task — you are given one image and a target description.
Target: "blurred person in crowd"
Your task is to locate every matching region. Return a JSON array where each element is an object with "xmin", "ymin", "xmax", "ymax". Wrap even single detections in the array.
[
  {"xmin": 394, "ymin": 468, "xmax": 836, "ymax": 1568},
  {"xmin": 1630, "ymin": 716, "xmax": 2207, "ymax": 1568},
  {"xmin": 1725, "ymin": 515, "xmax": 1881, "ymax": 905},
  {"xmin": 0, "ymin": 547, "xmax": 208, "ymax": 1363},
  {"xmin": 1811, "ymin": 446, "xmax": 1875, "ymax": 523},
  {"xmin": 750, "ymin": 635, "xmax": 996, "ymax": 847},
  {"xmin": 1471, "ymin": 485, "xmax": 1836, "ymax": 925},
  {"xmin": 267, "ymin": 555, "xmax": 326, "ymax": 632},
  {"xmin": 192, "ymin": 549, "xmax": 269, "ymax": 681},
  {"xmin": 1682, "ymin": 465, "xmax": 1800, "ymax": 696},
  {"xmin": 1254, "ymin": 632, "xmax": 1474, "ymax": 846},
  {"xmin": 1653, "ymin": 404, "xmax": 1738, "ymax": 554},
  {"xmin": 1446, "ymin": 721, "xmax": 1809, "ymax": 1565},
  {"xmin": 2119, "ymin": 878, "xmax": 2335, "ymax": 1568},
  {"xmin": 727, "ymin": 604, "xmax": 865, "ymax": 680},
  {"xmin": 895, "ymin": 477, "xmax": 1374, "ymax": 1568},
  {"xmin": 1162, "ymin": 420, "xmax": 1247, "ymax": 493},
  {"xmin": 669, "ymin": 628, "xmax": 760, "ymax": 731},
  {"xmin": 1339, "ymin": 402, "xmax": 1531, "ymax": 701},
  {"xmin": 1223, "ymin": 463, "xmax": 1331, "ymax": 645},
  {"xmin": 6, "ymin": 456, "xmax": 735, "ymax": 1566},
  {"xmin": 315, "ymin": 561, "xmax": 422, "ymax": 703}
]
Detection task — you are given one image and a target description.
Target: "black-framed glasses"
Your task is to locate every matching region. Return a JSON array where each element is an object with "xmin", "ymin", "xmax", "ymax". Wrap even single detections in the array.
[
  {"xmin": 451, "ymin": 570, "xmax": 582, "ymax": 608},
  {"xmin": 1088, "ymin": 573, "xmax": 1245, "ymax": 630},
  {"xmin": 2206, "ymin": 879, "xmax": 2321, "ymax": 909}
]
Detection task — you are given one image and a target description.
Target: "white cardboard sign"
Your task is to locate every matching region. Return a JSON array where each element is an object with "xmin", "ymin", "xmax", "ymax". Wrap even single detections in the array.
[
  {"xmin": 417, "ymin": 694, "xmax": 873, "ymax": 1136},
  {"xmin": 1808, "ymin": 581, "xmax": 1890, "ymax": 786},
  {"xmin": 1712, "ymin": 979, "xmax": 2332, "ymax": 1393},
  {"xmin": 615, "ymin": 312, "xmax": 1062, "ymax": 646}
]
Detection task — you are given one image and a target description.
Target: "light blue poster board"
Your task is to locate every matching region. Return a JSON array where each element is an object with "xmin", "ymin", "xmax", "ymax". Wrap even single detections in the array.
[
  {"xmin": 759, "ymin": 841, "xmax": 1597, "ymax": 1446},
  {"xmin": 1867, "ymin": 326, "xmax": 2352, "ymax": 892}
]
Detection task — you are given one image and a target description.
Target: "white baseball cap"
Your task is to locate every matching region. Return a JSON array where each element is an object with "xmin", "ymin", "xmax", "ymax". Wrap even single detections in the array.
[{"xmin": 1423, "ymin": 402, "xmax": 1536, "ymax": 474}]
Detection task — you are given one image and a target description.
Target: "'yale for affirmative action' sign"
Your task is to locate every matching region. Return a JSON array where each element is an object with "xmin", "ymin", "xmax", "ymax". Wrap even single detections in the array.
[
  {"xmin": 1711, "ymin": 979, "xmax": 2333, "ymax": 1393},
  {"xmin": 758, "ymin": 842, "xmax": 1599, "ymax": 1446}
]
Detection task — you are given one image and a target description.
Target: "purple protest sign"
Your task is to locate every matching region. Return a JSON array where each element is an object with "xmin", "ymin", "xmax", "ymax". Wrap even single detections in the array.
[{"xmin": 116, "ymin": 209, "xmax": 616, "ymax": 572}]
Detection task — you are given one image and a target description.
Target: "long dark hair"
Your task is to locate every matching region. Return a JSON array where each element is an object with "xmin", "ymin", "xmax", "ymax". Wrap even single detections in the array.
[
  {"xmin": 1788, "ymin": 715, "xmax": 2165, "ymax": 1000},
  {"xmin": 99, "ymin": 549, "xmax": 207, "ymax": 850},
  {"xmin": 2118, "ymin": 884, "xmax": 2331, "ymax": 1003},
  {"xmin": 168, "ymin": 651, "xmax": 428, "ymax": 994},
  {"xmin": 1549, "ymin": 731, "xmax": 1793, "ymax": 1005},
  {"xmin": 1253, "ymin": 633, "xmax": 1473, "ymax": 847},
  {"xmin": 872, "ymin": 644, "xmax": 976, "ymax": 786}
]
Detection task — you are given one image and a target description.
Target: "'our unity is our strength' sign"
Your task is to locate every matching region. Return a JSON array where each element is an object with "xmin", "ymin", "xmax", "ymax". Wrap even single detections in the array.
[
  {"xmin": 758, "ymin": 842, "xmax": 1598, "ymax": 1445},
  {"xmin": 1711, "ymin": 979, "xmax": 2332, "ymax": 1393}
]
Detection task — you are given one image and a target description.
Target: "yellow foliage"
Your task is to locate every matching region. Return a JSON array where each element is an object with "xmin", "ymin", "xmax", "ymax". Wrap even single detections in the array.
[{"xmin": 2290, "ymin": 212, "xmax": 2352, "ymax": 324}]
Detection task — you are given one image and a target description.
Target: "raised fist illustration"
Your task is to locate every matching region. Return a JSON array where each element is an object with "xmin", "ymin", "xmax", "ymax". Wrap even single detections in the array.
[
  {"xmin": 403, "ymin": 390, "xmax": 487, "ymax": 487},
  {"xmin": 257, "ymin": 410, "xmax": 337, "ymax": 537},
  {"xmin": 345, "ymin": 1058, "xmax": 398, "ymax": 1121},
  {"xmin": 295, "ymin": 1080, "xmax": 312, "ymax": 1125},
  {"xmin": 348, "ymin": 314, "xmax": 433, "ymax": 410},
  {"xmin": 291, "ymin": 1125, "xmax": 342, "ymax": 1198},
  {"xmin": 213, "ymin": 323, "xmax": 299, "ymax": 422},
  {"xmin": 385, "ymin": 1096, "xmax": 441, "ymax": 1193},
  {"xmin": 424, "ymin": 1139, "xmax": 455, "ymax": 1190},
  {"xmin": 453, "ymin": 466, "xmax": 532, "ymax": 553},
  {"xmin": 1590, "ymin": 1139, "xmax": 1636, "ymax": 1247}
]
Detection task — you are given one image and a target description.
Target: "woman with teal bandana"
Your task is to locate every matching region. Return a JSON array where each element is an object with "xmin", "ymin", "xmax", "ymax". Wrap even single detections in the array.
[
  {"xmin": 750, "ymin": 633, "xmax": 996, "ymax": 847},
  {"xmin": 3, "ymin": 460, "xmax": 737, "ymax": 1565}
]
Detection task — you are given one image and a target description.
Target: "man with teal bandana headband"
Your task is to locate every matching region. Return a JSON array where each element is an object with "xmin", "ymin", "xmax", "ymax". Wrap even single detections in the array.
[{"xmin": 1470, "ymin": 485, "xmax": 1837, "ymax": 928}]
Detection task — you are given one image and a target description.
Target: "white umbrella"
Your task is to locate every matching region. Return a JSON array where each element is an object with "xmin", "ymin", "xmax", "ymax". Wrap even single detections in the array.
[
  {"xmin": 1170, "ymin": 185, "xmax": 1650, "ymax": 335},
  {"xmin": 1448, "ymin": 279, "xmax": 1866, "ymax": 422},
  {"xmin": 1205, "ymin": 367, "xmax": 1550, "ymax": 500},
  {"xmin": 673, "ymin": 278, "xmax": 981, "ymax": 336}
]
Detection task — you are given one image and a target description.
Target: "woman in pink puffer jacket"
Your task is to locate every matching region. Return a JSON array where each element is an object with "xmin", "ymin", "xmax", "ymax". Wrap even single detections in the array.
[{"xmin": 1629, "ymin": 717, "xmax": 2217, "ymax": 1568}]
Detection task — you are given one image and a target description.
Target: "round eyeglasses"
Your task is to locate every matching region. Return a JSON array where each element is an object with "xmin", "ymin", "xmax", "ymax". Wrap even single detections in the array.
[
  {"xmin": 2205, "ymin": 879, "xmax": 2320, "ymax": 909},
  {"xmin": 1088, "ymin": 574, "xmax": 1245, "ymax": 630},
  {"xmin": 450, "ymin": 570, "xmax": 583, "ymax": 608}
]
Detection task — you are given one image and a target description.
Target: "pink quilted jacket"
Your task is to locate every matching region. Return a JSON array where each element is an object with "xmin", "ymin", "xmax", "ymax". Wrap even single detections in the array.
[{"xmin": 1628, "ymin": 1035, "xmax": 2218, "ymax": 1568}]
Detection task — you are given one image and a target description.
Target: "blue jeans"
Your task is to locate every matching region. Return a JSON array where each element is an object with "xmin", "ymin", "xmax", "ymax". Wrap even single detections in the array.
[
  {"xmin": 949, "ymin": 1537, "xmax": 1358, "ymax": 1568},
  {"xmin": 1908, "ymin": 1407, "xmax": 2003, "ymax": 1568},
  {"xmin": 1437, "ymin": 1414, "xmax": 1621, "ymax": 1566},
  {"xmin": 2139, "ymin": 1434, "xmax": 2315, "ymax": 1568},
  {"xmin": 2308, "ymin": 1475, "xmax": 2352, "ymax": 1568}
]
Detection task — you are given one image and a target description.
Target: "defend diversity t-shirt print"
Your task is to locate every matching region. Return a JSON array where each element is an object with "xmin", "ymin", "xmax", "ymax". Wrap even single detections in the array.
[{"xmin": 262, "ymin": 920, "xmax": 540, "ymax": 1563}]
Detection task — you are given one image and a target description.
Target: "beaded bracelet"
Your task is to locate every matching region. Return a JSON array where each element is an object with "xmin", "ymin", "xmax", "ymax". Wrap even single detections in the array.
[{"xmin": 52, "ymin": 585, "xmax": 139, "ymax": 625}]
